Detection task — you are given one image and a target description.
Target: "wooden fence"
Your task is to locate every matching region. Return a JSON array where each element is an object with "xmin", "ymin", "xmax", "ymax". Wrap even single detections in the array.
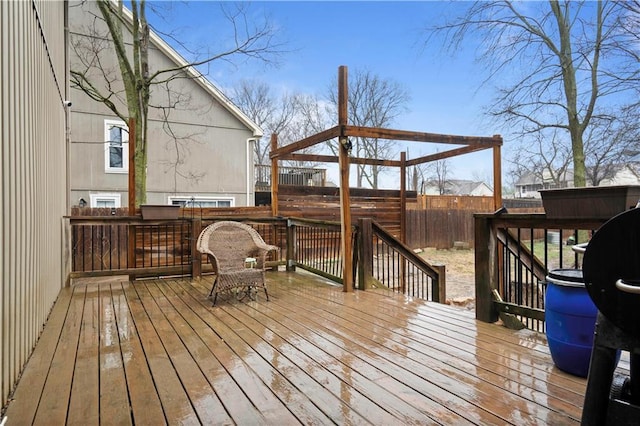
[
  {"xmin": 411, "ymin": 194, "xmax": 495, "ymax": 211},
  {"xmin": 405, "ymin": 195, "xmax": 493, "ymax": 249},
  {"xmin": 406, "ymin": 209, "xmax": 478, "ymax": 249},
  {"xmin": 276, "ymin": 185, "xmax": 417, "ymax": 237},
  {"xmin": 404, "ymin": 195, "xmax": 545, "ymax": 249}
]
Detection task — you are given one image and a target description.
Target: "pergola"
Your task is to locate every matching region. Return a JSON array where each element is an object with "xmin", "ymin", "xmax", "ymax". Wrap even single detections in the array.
[{"xmin": 269, "ymin": 66, "xmax": 503, "ymax": 292}]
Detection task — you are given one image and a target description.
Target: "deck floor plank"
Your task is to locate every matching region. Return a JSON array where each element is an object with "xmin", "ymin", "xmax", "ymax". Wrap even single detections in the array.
[
  {"xmin": 154, "ymin": 280, "xmax": 273, "ymax": 425},
  {"xmin": 278, "ymin": 275, "xmax": 585, "ymax": 420},
  {"xmin": 168, "ymin": 280, "xmax": 335, "ymax": 425},
  {"xmin": 67, "ymin": 285, "xmax": 100, "ymax": 426},
  {"xmin": 97, "ymin": 284, "xmax": 132, "ymax": 425},
  {"xmin": 214, "ymin": 298, "xmax": 392, "ymax": 425},
  {"xmin": 122, "ymin": 282, "xmax": 200, "ymax": 425},
  {"xmin": 264, "ymin": 278, "xmax": 511, "ymax": 425},
  {"xmin": 230, "ymin": 288, "xmax": 464, "ymax": 425},
  {"xmin": 136, "ymin": 281, "xmax": 232, "ymax": 424},
  {"xmin": 111, "ymin": 282, "xmax": 166, "ymax": 425},
  {"xmin": 161, "ymin": 279, "xmax": 301, "ymax": 425},
  {"xmin": 32, "ymin": 285, "xmax": 86, "ymax": 425},
  {"xmin": 4, "ymin": 287, "xmax": 74, "ymax": 425},
  {"xmin": 5, "ymin": 271, "xmax": 603, "ymax": 425},
  {"xmin": 275, "ymin": 277, "xmax": 580, "ymax": 424}
]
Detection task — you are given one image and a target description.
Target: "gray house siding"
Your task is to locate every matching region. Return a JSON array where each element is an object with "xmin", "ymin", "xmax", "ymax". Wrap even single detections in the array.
[{"xmin": 68, "ymin": 0, "xmax": 261, "ymax": 208}]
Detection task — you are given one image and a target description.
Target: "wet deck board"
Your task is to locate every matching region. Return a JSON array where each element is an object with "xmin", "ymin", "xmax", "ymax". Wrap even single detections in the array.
[{"xmin": 5, "ymin": 271, "xmax": 597, "ymax": 425}]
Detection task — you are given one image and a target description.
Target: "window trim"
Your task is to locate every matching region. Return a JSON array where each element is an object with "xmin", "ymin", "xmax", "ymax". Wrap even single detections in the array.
[
  {"xmin": 89, "ymin": 193, "xmax": 122, "ymax": 208},
  {"xmin": 104, "ymin": 119, "xmax": 129, "ymax": 173},
  {"xmin": 167, "ymin": 196, "xmax": 235, "ymax": 208}
]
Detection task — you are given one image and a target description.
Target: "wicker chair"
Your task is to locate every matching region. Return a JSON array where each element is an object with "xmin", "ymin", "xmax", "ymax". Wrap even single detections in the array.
[{"xmin": 196, "ymin": 221, "xmax": 278, "ymax": 305}]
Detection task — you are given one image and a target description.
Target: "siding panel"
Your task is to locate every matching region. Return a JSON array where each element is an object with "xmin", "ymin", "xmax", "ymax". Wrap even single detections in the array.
[{"xmin": 1, "ymin": 0, "xmax": 68, "ymax": 408}]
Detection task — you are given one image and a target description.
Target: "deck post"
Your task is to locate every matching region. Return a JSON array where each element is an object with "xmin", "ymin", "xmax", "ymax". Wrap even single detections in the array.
[
  {"xmin": 358, "ymin": 218, "xmax": 374, "ymax": 290},
  {"xmin": 128, "ymin": 118, "xmax": 137, "ymax": 280},
  {"xmin": 400, "ymin": 152, "xmax": 407, "ymax": 244},
  {"xmin": 492, "ymin": 141, "xmax": 502, "ymax": 211},
  {"xmin": 433, "ymin": 263, "xmax": 446, "ymax": 303},
  {"xmin": 270, "ymin": 134, "xmax": 279, "ymax": 217},
  {"xmin": 191, "ymin": 217, "xmax": 202, "ymax": 278},
  {"xmin": 475, "ymin": 214, "xmax": 498, "ymax": 322},
  {"xmin": 62, "ymin": 217, "xmax": 72, "ymax": 286},
  {"xmin": 286, "ymin": 220, "xmax": 296, "ymax": 272},
  {"xmin": 338, "ymin": 65, "xmax": 353, "ymax": 292}
]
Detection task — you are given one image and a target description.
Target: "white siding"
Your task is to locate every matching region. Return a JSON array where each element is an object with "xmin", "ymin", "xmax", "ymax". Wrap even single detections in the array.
[{"xmin": 1, "ymin": 0, "xmax": 68, "ymax": 406}]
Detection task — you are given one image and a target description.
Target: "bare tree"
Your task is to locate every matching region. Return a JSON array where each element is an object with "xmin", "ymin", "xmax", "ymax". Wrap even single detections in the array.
[
  {"xmin": 230, "ymin": 80, "xmax": 298, "ymax": 166},
  {"xmin": 426, "ymin": 1, "xmax": 640, "ymax": 188},
  {"xmin": 281, "ymin": 94, "xmax": 334, "ymax": 168},
  {"xmin": 432, "ymin": 158, "xmax": 451, "ymax": 195},
  {"xmin": 511, "ymin": 129, "xmax": 573, "ymax": 189},
  {"xmin": 411, "ymin": 163, "xmax": 436, "ymax": 194},
  {"xmin": 231, "ymin": 81, "xmax": 331, "ymax": 172},
  {"xmin": 585, "ymin": 105, "xmax": 640, "ymax": 185},
  {"xmin": 327, "ymin": 69, "xmax": 410, "ymax": 188},
  {"xmin": 70, "ymin": 0, "xmax": 283, "ymax": 205}
]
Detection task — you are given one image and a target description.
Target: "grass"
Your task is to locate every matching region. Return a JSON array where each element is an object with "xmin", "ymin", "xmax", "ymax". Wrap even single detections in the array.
[{"xmin": 526, "ymin": 239, "xmax": 582, "ymax": 271}]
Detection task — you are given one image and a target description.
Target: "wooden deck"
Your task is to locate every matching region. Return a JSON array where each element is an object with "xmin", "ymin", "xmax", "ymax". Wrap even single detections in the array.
[{"xmin": 4, "ymin": 271, "xmax": 594, "ymax": 425}]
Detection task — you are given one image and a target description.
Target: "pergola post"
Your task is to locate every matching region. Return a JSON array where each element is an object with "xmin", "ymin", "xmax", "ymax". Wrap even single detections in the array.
[{"xmin": 338, "ymin": 66, "xmax": 353, "ymax": 292}]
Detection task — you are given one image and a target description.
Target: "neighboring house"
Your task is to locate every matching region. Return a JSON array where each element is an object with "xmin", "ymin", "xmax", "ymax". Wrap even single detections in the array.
[
  {"xmin": 68, "ymin": 1, "xmax": 262, "ymax": 209},
  {"xmin": 598, "ymin": 164, "xmax": 640, "ymax": 186},
  {"xmin": 515, "ymin": 164, "xmax": 640, "ymax": 198},
  {"xmin": 422, "ymin": 179, "xmax": 493, "ymax": 196},
  {"xmin": 514, "ymin": 170, "xmax": 574, "ymax": 198}
]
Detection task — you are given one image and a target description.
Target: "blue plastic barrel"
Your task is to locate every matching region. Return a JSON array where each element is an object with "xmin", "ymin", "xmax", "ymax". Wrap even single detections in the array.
[{"xmin": 545, "ymin": 269, "xmax": 597, "ymax": 377}]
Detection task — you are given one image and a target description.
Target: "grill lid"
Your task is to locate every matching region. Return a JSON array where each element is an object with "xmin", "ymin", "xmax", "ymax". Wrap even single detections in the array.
[{"xmin": 583, "ymin": 207, "xmax": 640, "ymax": 336}]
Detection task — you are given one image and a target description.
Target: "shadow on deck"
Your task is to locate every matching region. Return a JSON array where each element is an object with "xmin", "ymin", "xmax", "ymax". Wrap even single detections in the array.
[{"xmin": 5, "ymin": 271, "xmax": 589, "ymax": 425}]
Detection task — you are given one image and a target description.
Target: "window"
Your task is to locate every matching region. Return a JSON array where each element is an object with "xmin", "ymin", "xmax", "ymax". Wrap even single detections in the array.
[
  {"xmin": 90, "ymin": 193, "xmax": 121, "ymax": 208},
  {"xmin": 168, "ymin": 196, "xmax": 234, "ymax": 208},
  {"xmin": 104, "ymin": 120, "xmax": 129, "ymax": 173}
]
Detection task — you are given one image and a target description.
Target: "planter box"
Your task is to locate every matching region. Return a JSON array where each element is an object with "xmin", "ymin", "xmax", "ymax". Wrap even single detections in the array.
[
  {"xmin": 140, "ymin": 204, "xmax": 180, "ymax": 220},
  {"xmin": 540, "ymin": 186, "xmax": 640, "ymax": 219}
]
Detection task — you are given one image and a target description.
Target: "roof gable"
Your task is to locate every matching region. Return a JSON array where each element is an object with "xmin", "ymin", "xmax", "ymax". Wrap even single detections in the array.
[{"xmin": 118, "ymin": 3, "xmax": 262, "ymax": 137}]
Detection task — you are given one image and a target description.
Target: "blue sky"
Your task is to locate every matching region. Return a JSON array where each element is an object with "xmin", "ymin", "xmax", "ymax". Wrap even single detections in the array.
[{"xmin": 150, "ymin": 1, "xmax": 499, "ymax": 187}]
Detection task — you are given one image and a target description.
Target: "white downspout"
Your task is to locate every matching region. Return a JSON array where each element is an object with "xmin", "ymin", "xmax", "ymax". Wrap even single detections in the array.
[{"xmin": 246, "ymin": 138, "xmax": 257, "ymax": 206}]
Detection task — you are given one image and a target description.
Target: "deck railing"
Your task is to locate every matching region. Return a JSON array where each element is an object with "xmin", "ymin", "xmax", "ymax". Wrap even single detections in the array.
[
  {"xmin": 67, "ymin": 214, "xmax": 446, "ymax": 303},
  {"xmin": 255, "ymin": 164, "xmax": 326, "ymax": 191},
  {"xmin": 66, "ymin": 216, "xmax": 288, "ymax": 280},
  {"xmin": 285, "ymin": 218, "xmax": 353, "ymax": 283},
  {"xmin": 68, "ymin": 217, "xmax": 194, "ymax": 279},
  {"xmin": 357, "ymin": 218, "xmax": 445, "ymax": 302},
  {"xmin": 475, "ymin": 213, "xmax": 607, "ymax": 331}
]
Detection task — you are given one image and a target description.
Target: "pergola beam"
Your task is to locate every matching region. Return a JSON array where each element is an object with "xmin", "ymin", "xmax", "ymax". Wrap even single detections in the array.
[
  {"xmin": 280, "ymin": 153, "xmax": 402, "ymax": 167},
  {"xmin": 270, "ymin": 126, "xmax": 341, "ymax": 159},
  {"xmin": 344, "ymin": 125, "xmax": 502, "ymax": 146},
  {"xmin": 406, "ymin": 144, "xmax": 502, "ymax": 166}
]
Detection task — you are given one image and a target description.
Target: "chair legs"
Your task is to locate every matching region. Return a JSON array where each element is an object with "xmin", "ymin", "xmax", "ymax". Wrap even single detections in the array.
[
  {"xmin": 208, "ymin": 277, "xmax": 220, "ymax": 306},
  {"xmin": 207, "ymin": 276, "xmax": 269, "ymax": 306}
]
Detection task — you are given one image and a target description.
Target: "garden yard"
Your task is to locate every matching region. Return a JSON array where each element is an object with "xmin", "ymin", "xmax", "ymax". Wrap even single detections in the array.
[
  {"xmin": 420, "ymin": 236, "xmax": 582, "ymax": 311},
  {"xmin": 418, "ymin": 247, "xmax": 476, "ymax": 309}
]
